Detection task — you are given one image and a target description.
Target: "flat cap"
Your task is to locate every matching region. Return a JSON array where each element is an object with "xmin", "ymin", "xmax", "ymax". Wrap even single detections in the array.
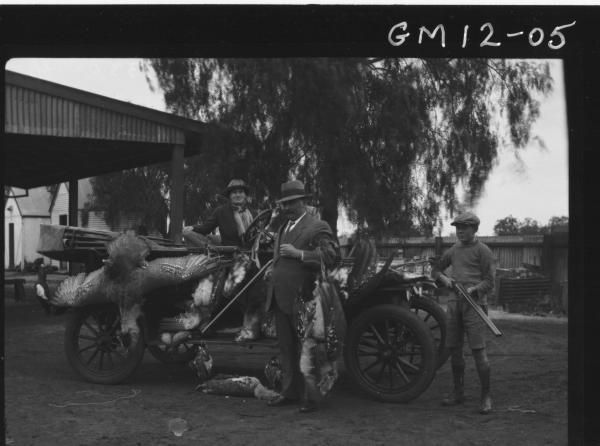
[{"xmin": 451, "ymin": 212, "xmax": 480, "ymax": 226}]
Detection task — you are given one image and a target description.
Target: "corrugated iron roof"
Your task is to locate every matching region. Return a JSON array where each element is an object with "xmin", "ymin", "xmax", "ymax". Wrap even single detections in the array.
[{"xmin": 4, "ymin": 71, "xmax": 237, "ymax": 189}]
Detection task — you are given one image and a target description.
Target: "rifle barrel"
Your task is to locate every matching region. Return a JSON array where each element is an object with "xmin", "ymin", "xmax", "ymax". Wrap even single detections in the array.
[{"xmin": 454, "ymin": 283, "xmax": 502, "ymax": 337}]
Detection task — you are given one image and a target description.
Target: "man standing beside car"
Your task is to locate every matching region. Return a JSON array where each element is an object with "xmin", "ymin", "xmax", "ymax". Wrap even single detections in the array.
[
  {"xmin": 264, "ymin": 180, "xmax": 339, "ymax": 413},
  {"xmin": 433, "ymin": 211, "xmax": 495, "ymax": 415}
]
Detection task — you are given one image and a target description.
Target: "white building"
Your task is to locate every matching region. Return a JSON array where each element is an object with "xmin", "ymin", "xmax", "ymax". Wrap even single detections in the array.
[
  {"xmin": 4, "ymin": 186, "xmax": 53, "ymax": 270},
  {"xmin": 6, "ymin": 176, "xmax": 167, "ymax": 271},
  {"xmin": 49, "ymin": 178, "xmax": 110, "ymax": 232}
]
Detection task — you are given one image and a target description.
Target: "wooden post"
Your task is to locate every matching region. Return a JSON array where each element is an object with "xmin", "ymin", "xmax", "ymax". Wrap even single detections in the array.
[
  {"xmin": 8, "ymin": 222, "xmax": 15, "ymax": 270},
  {"xmin": 170, "ymin": 144, "xmax": 185, "ymax": 244},
  {"xmin": 68, "ymin": 179, "xmax": 78, "ymax": 275},
  {"xmin": 68, "ymin": 179, "xmax": 78, "ymax": 227},
  {"xmin": 541, "ymin": 234, "xmax": 553, "ymax": 280},
  {"xmin": 14, "ymin": 279, "xmax": 25, "ymax": 301},
  {"xmin": 434, "ymin": 236, "xmax": 444, "ymax": 256}
]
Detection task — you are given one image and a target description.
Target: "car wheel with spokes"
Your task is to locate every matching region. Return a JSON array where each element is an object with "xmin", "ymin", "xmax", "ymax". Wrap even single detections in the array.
[
  {"xmin": 410, "ymin": 296, "xmax": 450, "ymax": 370},
  {"xmin": 344, "ymin": 304, "xmax": 436, "ymax": 403},
  {"xmin": 64, "ymin": 304, "xmax": 145, "ymax": 384}
]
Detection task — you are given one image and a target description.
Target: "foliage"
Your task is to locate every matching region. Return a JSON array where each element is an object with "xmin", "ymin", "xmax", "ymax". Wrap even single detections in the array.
[
  {"xmin": 493, "ymin": 215, "xmax": 520, "ymax": 235},
  {"xmin": 89, "ymin": 165, "xmax": 170, "ymax": 235},
  {"xmin": 80, "ymin": 202, "xmax": 90, "ymax": 228},
  {"xmin": 519, "ymin": 217, "xmax": 542, "ymax": 235},
  {"xmin": 493, "ymin": 215, "xmax": 568, "ymax": 235},
  {"xmin": 547, "ymin": 215, "xmax": 569, "ymax": 229},
  {"xmin": 140, "ymin": 58, "xmax": 552, "ymax": 237}
]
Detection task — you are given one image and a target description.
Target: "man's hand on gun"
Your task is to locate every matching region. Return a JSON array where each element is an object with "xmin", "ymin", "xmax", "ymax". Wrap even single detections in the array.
[
  {"xmin": 465, "ymin": 286, "xmax": 477, "ymax": 296},
  {"xmin": 439, "ymin": 274, "xmax": 476, "ymax": 297},
  {"xmin": 455, "ymin": 282, "xmax": 503, "ymax": 337}
]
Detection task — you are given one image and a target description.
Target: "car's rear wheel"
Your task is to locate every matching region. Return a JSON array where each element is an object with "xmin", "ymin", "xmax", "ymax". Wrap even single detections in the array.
[{"xmin": 344, "ymin": 304, "xmax": 437, "ymax": 403}]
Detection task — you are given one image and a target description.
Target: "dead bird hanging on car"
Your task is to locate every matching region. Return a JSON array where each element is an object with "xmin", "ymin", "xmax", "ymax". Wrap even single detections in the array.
[{"xmin": 46, "ymin": 233, "xmax": 253, "ymax": 348}]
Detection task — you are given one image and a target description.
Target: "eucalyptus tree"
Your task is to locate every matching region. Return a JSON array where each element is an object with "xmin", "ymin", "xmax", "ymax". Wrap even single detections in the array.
[{"xmin": 90, "ymin": 165, "xmax": 170, "ymax": 235}]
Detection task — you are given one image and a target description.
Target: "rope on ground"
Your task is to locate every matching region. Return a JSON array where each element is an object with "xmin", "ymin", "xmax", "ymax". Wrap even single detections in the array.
[
  {"xmin": 503, "ymin": 405, "xmax": 537, "ymax": 414},
  {"xmin": 48, "ymin": 388, "xmax": 141, "ymax": 408},
  {"xmin": 233, "ymin": 411, "xmax": 268, "ymax": 418}
]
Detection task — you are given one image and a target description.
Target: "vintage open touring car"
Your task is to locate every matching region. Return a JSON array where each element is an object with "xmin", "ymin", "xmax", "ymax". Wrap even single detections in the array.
[{"xmin": 36, "ymin": 209, "xmax": 448, "ymax": 403}]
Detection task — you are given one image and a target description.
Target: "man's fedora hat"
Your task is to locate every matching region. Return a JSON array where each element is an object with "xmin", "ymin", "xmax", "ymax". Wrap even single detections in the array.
[
  {"xmin": 224, "ymin": 179, "xmax": 250, "ymax": 196},
  {"xmin": 450, "ymin": 211, "xmax": 480, "ymax": 227},
  {"xmin": 276, "ymin": 180, "xmax": 312, "ymax": 203}
]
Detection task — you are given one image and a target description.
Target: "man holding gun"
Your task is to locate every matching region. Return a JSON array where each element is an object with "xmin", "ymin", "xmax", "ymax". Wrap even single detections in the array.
[{"xmin": 433, "ymin": 212, "xmax": 495, "ymax": 415}]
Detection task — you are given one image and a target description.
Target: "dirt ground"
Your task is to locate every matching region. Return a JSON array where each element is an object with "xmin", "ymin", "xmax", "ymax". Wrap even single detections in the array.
[{"xmin": 4, "ymin": 278, "xmax": 567, "ymax": 446}]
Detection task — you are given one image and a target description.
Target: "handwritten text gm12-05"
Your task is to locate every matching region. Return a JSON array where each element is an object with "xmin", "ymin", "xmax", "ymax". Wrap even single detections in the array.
[{"xmin": 388, "ymin": 21, "xmax": 576, "ymax": 50}]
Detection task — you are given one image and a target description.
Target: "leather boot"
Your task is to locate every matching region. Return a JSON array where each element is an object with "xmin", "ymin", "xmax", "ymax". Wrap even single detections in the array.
[
  {"xmin": 478, "ymin": 367, "xmax": 492, "ymax": 414},
  {"xmin": 441, "ymin": 364, "xmax": 465, "ymax": 406}
]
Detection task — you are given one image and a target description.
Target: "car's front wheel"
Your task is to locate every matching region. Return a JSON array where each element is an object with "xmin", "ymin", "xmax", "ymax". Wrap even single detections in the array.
[{"xmin": 64, "ymin": 304, "xmax": 145, "ymax": 384}]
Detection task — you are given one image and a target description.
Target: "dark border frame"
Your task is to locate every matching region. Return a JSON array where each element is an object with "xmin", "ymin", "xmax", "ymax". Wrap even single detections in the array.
[{"xmin": 0, "ymin": 5, "xmax": 596, "ymax": 444}]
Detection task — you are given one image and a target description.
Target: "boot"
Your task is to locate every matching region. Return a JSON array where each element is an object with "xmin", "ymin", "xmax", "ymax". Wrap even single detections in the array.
[
  {"xmin": 441, "ymin": 364, "xmax": 465, "ymax": 406},
  {"xmin": 478, "ymin": 367, "xmax": 492, "ymax": 415}
]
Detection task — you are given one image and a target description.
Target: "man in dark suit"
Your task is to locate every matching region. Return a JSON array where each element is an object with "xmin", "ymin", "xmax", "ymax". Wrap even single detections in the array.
[
  {"xmin": 265, "ymin": 180, "xmax": 339, "ymax": 413},
  {"xmin": 185, "ymin": 179, "xmax": 256, "ymax": 247}
]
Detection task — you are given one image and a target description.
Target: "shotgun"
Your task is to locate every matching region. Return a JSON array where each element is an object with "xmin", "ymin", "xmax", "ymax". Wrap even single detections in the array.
[{"xmin": 454, "ymin": 283, "xmax": 503, "ymax": 337}]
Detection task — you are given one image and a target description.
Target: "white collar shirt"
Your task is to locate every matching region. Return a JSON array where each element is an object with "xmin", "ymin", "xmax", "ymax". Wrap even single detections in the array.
[{"xmin": 285, "ymin": 212, "xmax": 307, "ymax": 233}]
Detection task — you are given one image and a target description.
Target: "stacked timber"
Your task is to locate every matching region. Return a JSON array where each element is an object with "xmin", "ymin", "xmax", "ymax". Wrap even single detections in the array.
[{"xmin": 37, "ymin": 224, "xmax": 196, "ymax": 262}]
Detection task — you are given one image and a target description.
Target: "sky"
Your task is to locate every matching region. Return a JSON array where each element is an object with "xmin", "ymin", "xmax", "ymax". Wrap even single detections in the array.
[
  {"xmin": 5, "ymin": 58, "xmax": 568, "ymax": 236},
  {"xmin": 465, "ymin": 60, "xmax": 568, "ymax": 235}
]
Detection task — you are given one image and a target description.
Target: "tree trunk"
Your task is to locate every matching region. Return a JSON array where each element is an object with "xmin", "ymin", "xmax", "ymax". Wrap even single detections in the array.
[
  {"xmin": 321, "ymin": 203, "xmax": 338, "ymax": 239},
  {"xmin": 319, "ymin": 181, "xmax": 339, "ymax": 239},
  {"xmin": 169, "ymin": 144, "xmax": 185, "ymax": 244}
]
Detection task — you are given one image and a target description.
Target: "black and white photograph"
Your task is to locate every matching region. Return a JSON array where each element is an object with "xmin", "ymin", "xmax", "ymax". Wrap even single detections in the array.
[{"xmin": 1, "ymin": 4, "xmax": 595, "ymax": 446}]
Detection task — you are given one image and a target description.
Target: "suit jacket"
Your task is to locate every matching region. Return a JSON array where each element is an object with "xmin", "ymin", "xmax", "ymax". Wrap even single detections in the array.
[
  {"xmin": 192, "ymin": 203, "xmax": 256, "ymax": 247},
  {"xmin": 266, "ymin": 213, "xmax": 339, "ymax": 315}
]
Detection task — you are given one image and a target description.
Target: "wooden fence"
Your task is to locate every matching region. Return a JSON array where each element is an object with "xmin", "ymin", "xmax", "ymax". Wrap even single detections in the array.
[{"xmin": 340, "ymin": 231, "xmax": 568, "ymax": 311}]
